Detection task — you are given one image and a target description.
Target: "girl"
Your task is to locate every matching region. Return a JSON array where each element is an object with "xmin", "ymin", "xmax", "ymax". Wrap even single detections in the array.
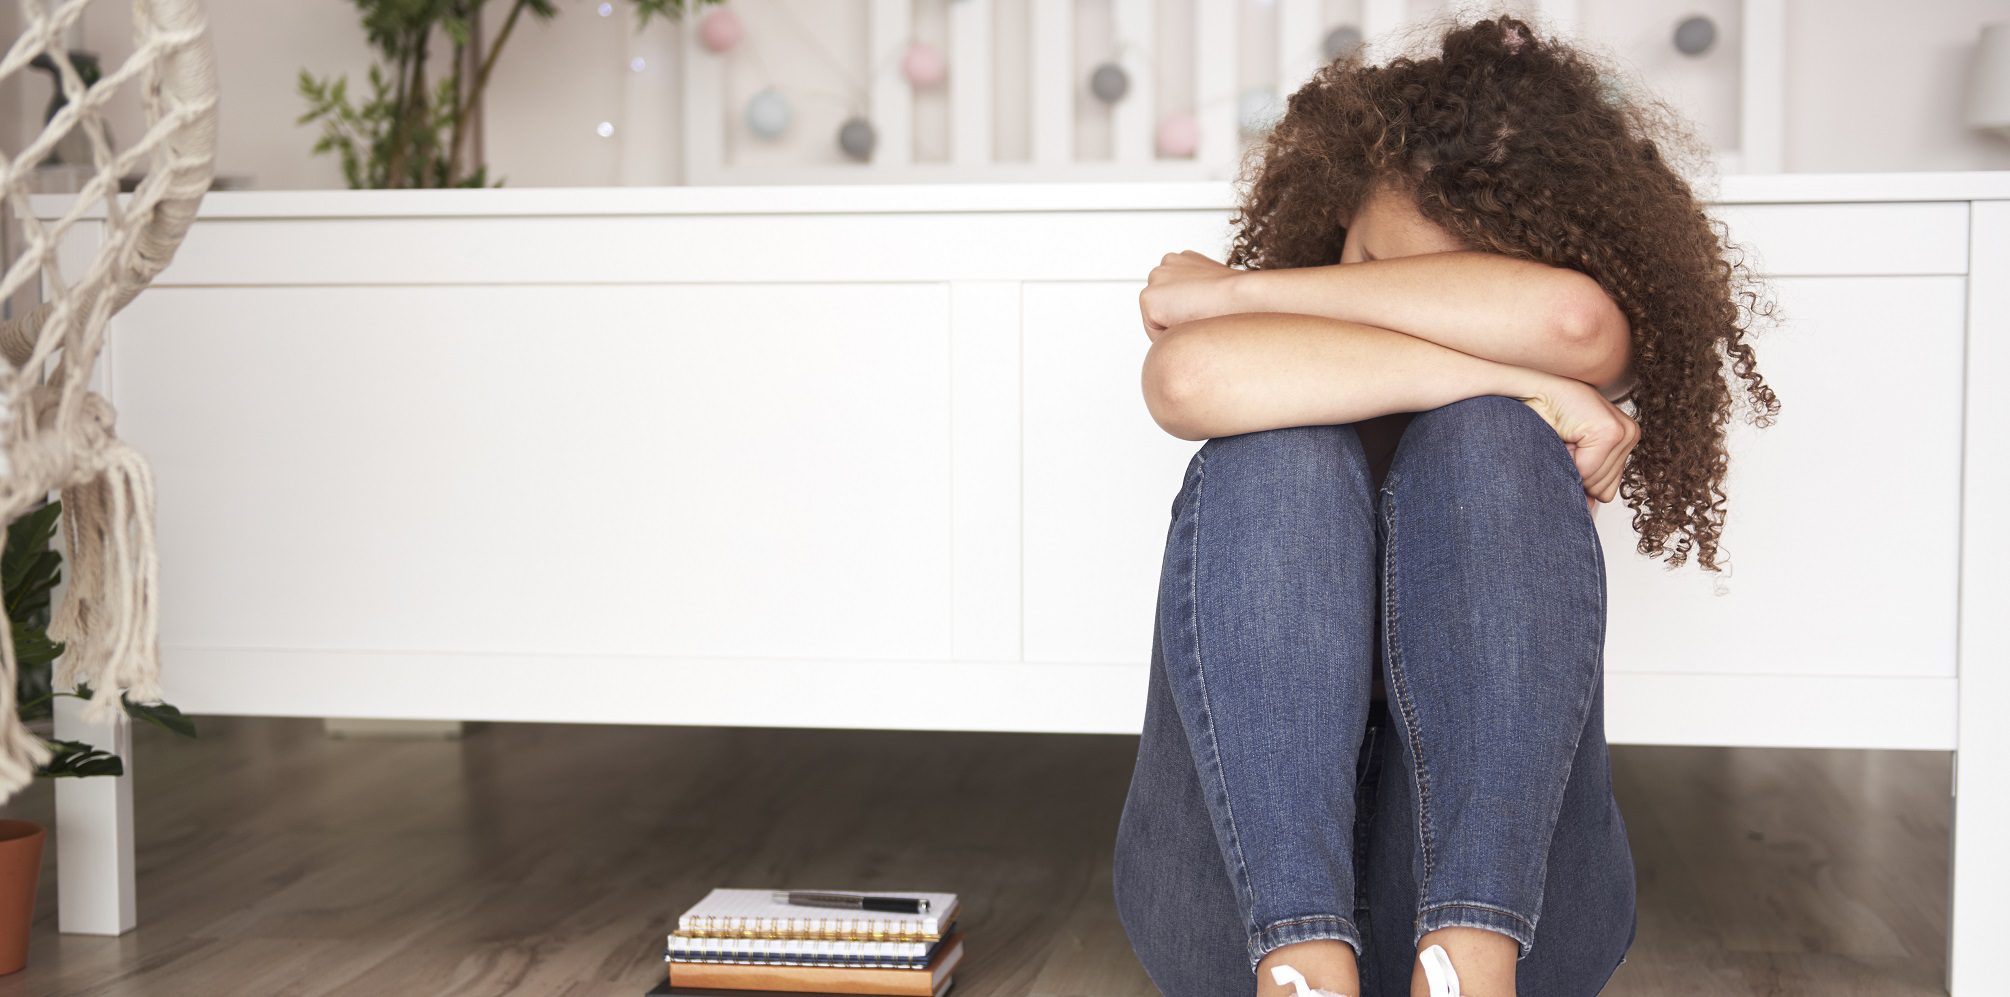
[{"xmin": 1110, "ymin": 12, "xmax": 1780, "ymax": 997}]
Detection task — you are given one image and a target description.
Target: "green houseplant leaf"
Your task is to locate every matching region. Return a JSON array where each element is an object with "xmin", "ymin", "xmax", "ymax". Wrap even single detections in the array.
[
  {"xmin": 36, "ymin": 738, "xmax": 123, "ymax": 779},
  {"xmin": 75, "ymin": 682, "xmax": 198, "ymax": 739}
]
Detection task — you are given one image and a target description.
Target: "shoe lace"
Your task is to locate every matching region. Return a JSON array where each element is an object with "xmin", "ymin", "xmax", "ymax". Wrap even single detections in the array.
[
  {"xmin": 1266, "ymin": 941, "xmax": 1466, "ymax": 997},
  {"xmin": 1266, "ymin": 962, "xmax": 1350, "ymax": 997},
  {"xmin": 1419, "ymin": 943, "xmax": 1465, "ymax": 997}
]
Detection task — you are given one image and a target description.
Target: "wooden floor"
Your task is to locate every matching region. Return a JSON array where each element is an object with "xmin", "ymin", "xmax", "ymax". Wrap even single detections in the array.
[{"xmin": 0, "ymin": 715, "xmax": 1951, "ymax": 996}]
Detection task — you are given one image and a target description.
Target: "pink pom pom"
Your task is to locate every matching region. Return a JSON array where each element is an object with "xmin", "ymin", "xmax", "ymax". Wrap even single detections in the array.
[
  {"xmin": 698, "ymin": 9, "xmax": 743, "ymax": 54},
  {"xmin": 901, "ymin": 42, "xmax": 947, "ymax": 88},
  {"xmin": 1156, "ymin": 112, "xmax": 1200, "ymax": 158}
]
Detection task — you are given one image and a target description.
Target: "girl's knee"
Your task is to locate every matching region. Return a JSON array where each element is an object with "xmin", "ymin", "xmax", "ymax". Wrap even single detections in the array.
[
  {"xmin": 1388, "ymin": 396, "xmax": 1581, "ymax": 509},
  {"xmin": 1199, "ymin": 423, "xmax": 1373, "ymax": 488},
  {"xmin": 1405, "ymin": 395, "xmax": 1562, "ymax": 457}
]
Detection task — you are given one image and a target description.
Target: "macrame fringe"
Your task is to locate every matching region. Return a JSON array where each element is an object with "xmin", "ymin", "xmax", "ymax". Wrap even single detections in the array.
[
  {"xmin": 48, "ymin": 438, "xmax": 166, "ymax": 725},
  {"xmin": 0, "ymin": 400, "xmax": 167, "ymax": 800}
]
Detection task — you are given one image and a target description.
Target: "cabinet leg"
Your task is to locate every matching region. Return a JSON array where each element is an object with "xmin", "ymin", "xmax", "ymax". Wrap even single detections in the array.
[{"xmin": 53, "ymin": 694, "xmax": 136, "ymax": 935}]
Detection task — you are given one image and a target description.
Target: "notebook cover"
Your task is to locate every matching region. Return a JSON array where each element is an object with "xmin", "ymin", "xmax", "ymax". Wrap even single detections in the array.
[
  {"xmin": 677, "ymin": 889, "xmax": 959, "ymax": 942},
  {"xmin": 668, "ymin": 930, "xmax": 961, "ymax": 996},
  {"xmin": 652, "ymin": 976, "xmax": 955, "ymax": 997}
]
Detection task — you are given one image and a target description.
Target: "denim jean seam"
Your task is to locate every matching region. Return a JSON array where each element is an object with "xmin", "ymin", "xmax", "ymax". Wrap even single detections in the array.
[
  {"xmin": 1414, "ymin": 900, "xmax": 1539, "ymax": 956},
  {"xmin": 1377, "ymin": 471, "xmax": 1438, "ymax": 895},
  {"xmin": 1246, "ymin": 912, "xmax": 1364, "ymax": 974},
  {"xmin": 1180, "ymin": 451, "xmax": 1264, "ymax": 930},
  {"xmin": 1590, "ymin": 499, "xmax": 1609, "ymax": 675},
  {"xmin": 1416, "ymin": 899, "xmax": 1537, "ymax": 927},
  {"xmin": 1350, "ymin": 721, "xmax": 1380, "ymax": 931},
  {"xmin": 1527, "ymin": 474, "xmax": 1611, "ymax": 894}
]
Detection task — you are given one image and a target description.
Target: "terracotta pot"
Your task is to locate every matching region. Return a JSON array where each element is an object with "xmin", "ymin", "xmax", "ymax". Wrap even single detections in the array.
[{"xmin": 0, "ymin": 819, "xmax": 44, "ymax": 975}]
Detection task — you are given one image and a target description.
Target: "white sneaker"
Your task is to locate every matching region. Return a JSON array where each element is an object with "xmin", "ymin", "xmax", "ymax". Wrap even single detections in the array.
[
  {"xmin": 1266, "ymin": 962, "xmax": 1350, "ymax": 997},
  {"xmin": 1419, "ymin": 943, "xmax": 1465, "ymax": 997}
]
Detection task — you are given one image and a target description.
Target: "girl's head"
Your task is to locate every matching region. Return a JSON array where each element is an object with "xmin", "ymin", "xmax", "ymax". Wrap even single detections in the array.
[{"xmin": 1231, "ymin": 12, "xmax": 1780, "ymax": 572}]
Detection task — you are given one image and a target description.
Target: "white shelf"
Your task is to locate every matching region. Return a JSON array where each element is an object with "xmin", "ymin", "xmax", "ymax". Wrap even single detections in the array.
[{"xmin": 30, "ymin": 169, "xmax": 2010, "ymax": 223}]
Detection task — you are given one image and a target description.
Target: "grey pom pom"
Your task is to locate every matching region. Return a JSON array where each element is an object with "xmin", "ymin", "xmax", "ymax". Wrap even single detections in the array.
[
  {"xmin": 838, "ymin": 116, "xmax": 876, "ymax": 161},
  {"xmin": 1673, "ymin": 15, "xmax": 1716, "ymax": 56},
  {"xmin": 1089, "ymin": 62, "xmax": 1130, "ymax": 103}
]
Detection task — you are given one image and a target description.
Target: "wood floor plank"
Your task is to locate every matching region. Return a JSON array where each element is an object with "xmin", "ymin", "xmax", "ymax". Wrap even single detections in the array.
[{"xmin": 0, "ymin": 716, "xmax": 1951, "ymax": 996}]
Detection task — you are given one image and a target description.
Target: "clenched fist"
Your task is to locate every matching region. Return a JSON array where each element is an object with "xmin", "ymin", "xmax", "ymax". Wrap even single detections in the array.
[
  {"xmin": 1140, "ymin": 250, "xmax": 1243, "ymax": 340},
  {"xmin": 1514, "ymin": 374, "xmax": 1641, "ymax": 516}
]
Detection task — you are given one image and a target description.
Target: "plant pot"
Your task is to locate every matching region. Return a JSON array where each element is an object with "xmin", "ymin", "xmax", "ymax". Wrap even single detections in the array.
[{"xmin": 0, "ymin": 819, "xmax": 44, "ymax": 975}]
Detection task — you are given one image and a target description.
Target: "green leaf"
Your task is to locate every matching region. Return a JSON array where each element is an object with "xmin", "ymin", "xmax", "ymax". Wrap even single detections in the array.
[
  {"xmin": 36, "ymin": 738, "xmax": 124, "ymax": 779},
  {"xmin": 638, "ymin": 0, "xmax": 723, "ymax": 29},
  {"xmin": 73, "ymin": 682, "xmax": 199, "ymax": 739},
  {"xmin": 3, "ymin": 500, "xmax": 61, "ymax": 596},
  {"xmin": 12, "ymin": 629, "xmax": 64, "ymax": 670},
  {"xmin": 124, "ymin": 698, "xmax": 198, "ymax": 739},
  {"xmin": 14, "ymin": 550, "xmax": 63, "ymax": 619}
]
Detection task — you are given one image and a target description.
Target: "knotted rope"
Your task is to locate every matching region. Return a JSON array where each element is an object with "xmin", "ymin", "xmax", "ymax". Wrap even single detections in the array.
[{"xmin": 0, "ymin": 0, "xmax": 217, "ymax": 800}]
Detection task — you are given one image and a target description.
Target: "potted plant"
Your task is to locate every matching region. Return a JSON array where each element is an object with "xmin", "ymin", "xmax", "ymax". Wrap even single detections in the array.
[
  {"xmin": 0, "ymin": 498, "xmax": 195, "ymax": 975},
  {"xmin": 297, "ymin": 0, "xmax": 721, "ymax": 189}
]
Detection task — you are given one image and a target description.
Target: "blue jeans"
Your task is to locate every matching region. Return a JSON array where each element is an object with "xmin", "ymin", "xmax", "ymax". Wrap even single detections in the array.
[{"xmin": 1111, "ymin": 395, "xmax": 1637, "ymax": 996}]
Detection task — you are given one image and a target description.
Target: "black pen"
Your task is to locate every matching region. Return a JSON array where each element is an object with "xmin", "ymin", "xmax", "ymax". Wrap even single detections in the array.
[{"xmin": 772, "ymin": 890, "xmax": 931, "ymax": 914}]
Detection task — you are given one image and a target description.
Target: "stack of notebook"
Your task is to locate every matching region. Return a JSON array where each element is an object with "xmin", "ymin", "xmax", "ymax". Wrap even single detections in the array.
[{"xmin": 662, "ymin": 888, "xmax": 964, "ymax": 996}]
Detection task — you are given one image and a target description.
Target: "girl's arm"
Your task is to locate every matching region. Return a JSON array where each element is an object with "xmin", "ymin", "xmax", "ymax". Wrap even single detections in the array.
[
  {"xmin": 1143, "ymin": 311, "xmax": 1638, "ymax": 503},
  {"xmin": 1141, "ymin": 250, "xmax": 1633, "ymax": 395}
]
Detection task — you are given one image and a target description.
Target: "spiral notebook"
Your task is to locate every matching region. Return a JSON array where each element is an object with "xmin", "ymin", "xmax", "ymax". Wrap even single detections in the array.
[
  {"xmin": 664, "ymin": 930, "xmax": 962, "ymax": 996},
  {"xmin": 675, "ymin": 889, "xmax": 959, "ymax": 943},
  {"xmin": 668, "ymin": 931, "xmax": 950, "ymax": 969}
]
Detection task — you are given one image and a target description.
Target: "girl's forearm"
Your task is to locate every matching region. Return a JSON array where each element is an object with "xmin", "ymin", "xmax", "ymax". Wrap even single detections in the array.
[
  {"xmin": 1229, "ymin": 251, "xmax": 1629, "ymax": 389},
  {"xmin": 1141, "ymin": 311, "xmax": 1557, "ymax": 441}
]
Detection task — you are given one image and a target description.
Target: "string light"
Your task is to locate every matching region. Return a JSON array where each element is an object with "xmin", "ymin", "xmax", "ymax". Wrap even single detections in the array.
[
  {"xmin": 597, "ymin": 120, "xmax": 615, "ymax": 138},
  {"xmin": 666, "ymin": 9, "xmax": 1361, "ymax": 162}
]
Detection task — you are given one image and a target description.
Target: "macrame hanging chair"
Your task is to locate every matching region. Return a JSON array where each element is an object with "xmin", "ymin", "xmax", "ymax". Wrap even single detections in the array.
[{"xmin": 0, "ymin": 0, "xmax": 219, "ymax": 801}]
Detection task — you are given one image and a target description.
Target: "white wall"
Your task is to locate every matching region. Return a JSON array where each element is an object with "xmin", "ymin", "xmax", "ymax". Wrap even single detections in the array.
[
  {"xmin": 2, "ymin": 0, "xmax": 2005, "ymax": 191},
  {"xmin": 1785, "ymin": 0, "xmax": 2010, "ymax": 173}
]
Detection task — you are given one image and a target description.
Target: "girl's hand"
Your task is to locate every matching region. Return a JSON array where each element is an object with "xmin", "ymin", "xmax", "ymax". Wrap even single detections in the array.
[
  {"xmin": 1140, "ymin": 251, "xmax": 1242, "ymax": 340},
  {"xmin": 1511, "ymin": 374, "xmax": 1640, "ymax": 507}
]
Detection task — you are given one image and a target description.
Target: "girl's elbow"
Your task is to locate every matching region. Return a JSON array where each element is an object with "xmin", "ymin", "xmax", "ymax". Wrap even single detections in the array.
[
  {"xmin": 1554, "ymin": 273, "xmax": 1624, "ymax": 342},
  {"xmin": 1141, "ymin": 333, "xmax": 1215, "ymax": 441},
  {"xmin": 1555, "ymin": 275, "xmax": 1631, "ymax": 383}
]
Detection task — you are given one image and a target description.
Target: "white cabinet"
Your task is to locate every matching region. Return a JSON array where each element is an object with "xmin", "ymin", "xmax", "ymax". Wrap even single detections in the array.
[{"xmin": 36, "ymin": 174, "xmax": 2010, "ymax": 992}]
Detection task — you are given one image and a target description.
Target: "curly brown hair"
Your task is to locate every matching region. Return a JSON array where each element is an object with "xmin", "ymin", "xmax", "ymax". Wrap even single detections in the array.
[{"xmin": 1227, "ymin": 11, "xmax": 1781, "ymax": 572}]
